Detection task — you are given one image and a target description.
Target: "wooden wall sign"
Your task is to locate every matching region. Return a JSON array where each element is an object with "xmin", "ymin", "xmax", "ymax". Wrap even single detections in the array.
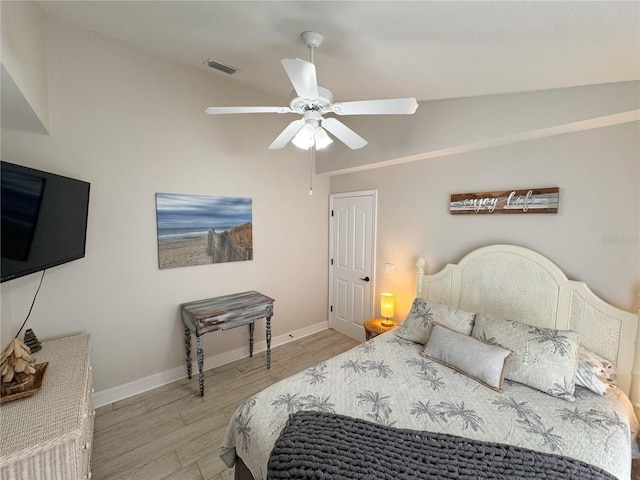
[{"xmin": 450, "ymin": 187, "xmax": 559, "ymax": 215}]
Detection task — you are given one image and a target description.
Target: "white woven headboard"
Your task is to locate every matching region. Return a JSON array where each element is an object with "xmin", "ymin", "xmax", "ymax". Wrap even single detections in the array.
[{"xmin": 416, "ymin": 244, "xmax": 639, "ymax": 416}]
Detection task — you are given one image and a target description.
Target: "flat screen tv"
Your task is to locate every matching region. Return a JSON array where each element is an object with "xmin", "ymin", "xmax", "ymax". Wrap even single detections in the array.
[{"xmin": 1, "ymin": 161, "xmax": 90, "ymax": 282}]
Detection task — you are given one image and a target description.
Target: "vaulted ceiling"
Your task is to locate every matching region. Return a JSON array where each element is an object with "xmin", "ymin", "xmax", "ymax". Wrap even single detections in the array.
[{"xmin": 38, "ymin": 1, "xmax": 640, "ymax": 104}]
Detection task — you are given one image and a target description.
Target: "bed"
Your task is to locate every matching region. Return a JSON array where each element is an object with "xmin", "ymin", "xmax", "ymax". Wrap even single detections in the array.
[{"xmin": 220, "ymin": 244, "xmax": 640, "ymax": 480}]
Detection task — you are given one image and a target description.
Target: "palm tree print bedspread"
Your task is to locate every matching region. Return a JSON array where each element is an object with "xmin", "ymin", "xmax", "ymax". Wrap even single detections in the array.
[{"xmin": 220, "ymin": 331, "xmax": 637, "ymax": 480}]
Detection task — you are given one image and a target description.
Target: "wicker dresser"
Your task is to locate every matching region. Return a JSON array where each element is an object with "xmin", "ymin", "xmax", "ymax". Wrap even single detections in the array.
[{"xmin": 0, "ymin": 334, "xmax": 93, "ymax": 480}]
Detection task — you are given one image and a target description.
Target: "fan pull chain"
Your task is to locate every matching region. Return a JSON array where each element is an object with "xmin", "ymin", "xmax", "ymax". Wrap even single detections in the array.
[{"xmin": 309, "ymin": 146, "xmax": 315, "ymax": 196}]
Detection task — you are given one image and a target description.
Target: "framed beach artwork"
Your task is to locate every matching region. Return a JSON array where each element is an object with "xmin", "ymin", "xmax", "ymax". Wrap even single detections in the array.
[{"xmin": 155, "ymin": 193, "xmax": 253, "ymax": 269}]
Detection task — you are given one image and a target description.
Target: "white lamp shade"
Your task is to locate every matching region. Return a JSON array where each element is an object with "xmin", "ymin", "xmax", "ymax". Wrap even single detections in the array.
[
  {"xmin": 292, "ymin": 123, "xmax": 315, "ymax": 149},
  {"xmin": 381, "ymin": 293, "xmax": 395, "ymax": 319},
  {"xmin": 314, "ymin": 127, "xmax": 333, "ymax": 149}
]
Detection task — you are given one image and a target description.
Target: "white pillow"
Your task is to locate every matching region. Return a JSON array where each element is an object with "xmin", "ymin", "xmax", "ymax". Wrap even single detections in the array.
[
  {"xmin": 575, "ymin": 346, "xmax": 617, "ymax": 395},
  {"xmin": 421, "ymin": 323, "xmax": 513, "ymax": 392}
]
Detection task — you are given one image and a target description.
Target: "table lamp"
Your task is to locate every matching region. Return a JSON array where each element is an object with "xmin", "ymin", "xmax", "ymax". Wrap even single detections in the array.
[{"xmin": 380, "ymin": 293, "xmax": 395, "ymax": 327}]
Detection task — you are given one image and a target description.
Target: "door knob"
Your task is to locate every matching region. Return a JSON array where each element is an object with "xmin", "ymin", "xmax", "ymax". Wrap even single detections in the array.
[{"xmin": 360, "ymin": 276, "xmax": 370, "ymax": 282}]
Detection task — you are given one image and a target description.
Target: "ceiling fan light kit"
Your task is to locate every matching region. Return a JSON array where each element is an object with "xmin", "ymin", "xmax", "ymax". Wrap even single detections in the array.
[
  {"xmin": 205, "ymin": 31, "xmax": 419, "ymax": 150},
  {"xmin": 313, "ymin": 126, "xmax": 333, "ymax": 149},
  {"xmin": 291, "ymin": 123, "xmax": 316, "ymax": 149}
]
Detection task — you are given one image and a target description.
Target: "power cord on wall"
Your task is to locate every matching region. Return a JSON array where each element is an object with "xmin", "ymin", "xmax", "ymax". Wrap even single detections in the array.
[{"xmin": 14, "ymin": 270, "xmax": 46, "ymax": 339}]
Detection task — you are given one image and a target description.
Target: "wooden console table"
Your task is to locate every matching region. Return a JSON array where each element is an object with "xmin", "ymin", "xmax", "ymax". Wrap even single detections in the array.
[{"xmin": 180, "ymin": 290, "xmax": 275, "ymax": 396}]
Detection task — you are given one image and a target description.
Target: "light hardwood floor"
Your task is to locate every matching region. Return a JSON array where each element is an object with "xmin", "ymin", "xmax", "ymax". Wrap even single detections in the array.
[
  {"xmin": 92, "ymin": 329, "xmax": 639, "ymax": 480},
  {"xmin": 91, "ymin": 329, "xmax": 359, "ymax": 480}
]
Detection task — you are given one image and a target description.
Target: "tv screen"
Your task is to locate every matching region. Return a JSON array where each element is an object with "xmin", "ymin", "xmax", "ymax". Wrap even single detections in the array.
[{"xmin": 1, "ymin": 162, "xmax": 90, "ymax": 282}]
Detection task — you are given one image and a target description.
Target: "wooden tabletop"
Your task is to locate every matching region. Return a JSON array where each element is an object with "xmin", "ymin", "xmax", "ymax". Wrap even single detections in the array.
[{"xmin": 180, "ymin": 291, "xmax": 274, "ymax": 321}]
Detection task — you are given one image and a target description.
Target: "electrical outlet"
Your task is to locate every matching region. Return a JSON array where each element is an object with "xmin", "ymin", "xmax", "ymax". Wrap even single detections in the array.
[{"xmin": 384, "ymin": 263, "xmax": 395, "ymax": 273}]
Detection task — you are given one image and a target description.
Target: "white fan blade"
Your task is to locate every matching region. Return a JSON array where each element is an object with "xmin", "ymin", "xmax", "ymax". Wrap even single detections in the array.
[
  {"xmin": 331, "ymin": 98, "xmax": 418, "ymax": 115},
  {"xmin": 281, "ymin": 58, "xmax": 319, "ymax": 100},
  {"xmin": 322, "ymin": 118, "xmax": 368, "ymax": 150},
  {"xmin": 206, "ymin": 106, "xmax": 292, "ymax": 114},
  {"xmin": 268, "ymin": 119, "xmax": 305, "ymax": 149}
]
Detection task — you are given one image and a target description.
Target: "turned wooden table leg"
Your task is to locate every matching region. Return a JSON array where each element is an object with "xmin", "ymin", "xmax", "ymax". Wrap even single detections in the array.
[
  {"xmin": 266, "ymin": 316, "xmax": 272, "ymax": 369},
  {"xmin": 196, "ymin": 335, "xmax": 204, "ymax": 397},
  {"xmin": 249, "ymin": 322, "xmax": 255, "ymax": 357},
  {"xmin": 184, "ymin": 327, "xmax": 192, "ymax": 379}
]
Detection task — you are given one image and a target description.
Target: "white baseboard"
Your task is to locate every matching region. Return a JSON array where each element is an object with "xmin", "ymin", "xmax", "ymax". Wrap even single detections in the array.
[{"xmin": 93, "ymin": 321, "xmax": 329, "ymax": 408}]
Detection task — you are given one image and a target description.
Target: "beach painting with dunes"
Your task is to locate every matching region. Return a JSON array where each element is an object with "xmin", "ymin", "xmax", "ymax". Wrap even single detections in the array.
[{"xmin": 155, "ymin": 193, "xmax": 253, "ymax": 269}]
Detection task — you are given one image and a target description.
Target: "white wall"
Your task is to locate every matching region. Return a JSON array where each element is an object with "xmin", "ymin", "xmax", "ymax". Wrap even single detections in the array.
[
  {"xmin": 330, "ymin": 121, "xmax": 640, "ymax": 320},
  {"xmin": 1, "ymin": 16, "xmax": 330, "ymax": 402},
  {"xmin": 0, "ymin": 1, "xmax": 49, "ymax": 132}
]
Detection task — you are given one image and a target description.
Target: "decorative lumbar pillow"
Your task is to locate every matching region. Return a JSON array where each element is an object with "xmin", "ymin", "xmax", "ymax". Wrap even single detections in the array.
[
  {"xmin": 471, "ymin": 314, "xmax": 580, "ymax": 401},
  {"xmin": 421, "ymin": 323, "xmax": 513, "ymax": 392},
  {"xmin": 574, "ymin": 346, "xmax": 617, "ymax": 395},
  {"xmin": 396, "ymin": 298, "xmax": 476, "ymax": 345}
]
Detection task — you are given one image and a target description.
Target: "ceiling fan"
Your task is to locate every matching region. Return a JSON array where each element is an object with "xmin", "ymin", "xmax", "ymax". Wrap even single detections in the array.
[{"xmin": 205, "ymin": 31, "xmax": 419, "ymax": 151}]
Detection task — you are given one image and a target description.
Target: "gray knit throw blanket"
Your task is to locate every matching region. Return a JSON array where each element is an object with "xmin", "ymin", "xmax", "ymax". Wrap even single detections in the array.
[{"xmin": 267, "ymin": 411, "xmax": 617, "ymax": 480}]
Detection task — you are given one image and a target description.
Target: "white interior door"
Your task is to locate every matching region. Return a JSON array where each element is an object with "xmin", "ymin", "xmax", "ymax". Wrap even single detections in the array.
[{"xmin": 329, "ymin": 191, "xmax": 377, "ymax": 341}]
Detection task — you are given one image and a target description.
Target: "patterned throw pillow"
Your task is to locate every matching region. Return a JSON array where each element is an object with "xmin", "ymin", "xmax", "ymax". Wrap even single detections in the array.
[
  {"xmin": 396, "ymin": 298, "xmax": 476, "ymax": 345},
  {"xmin": 575, "ymin": 346, "xmax": 617, "ymax": 395},
  {"xmin": 471, "ymin": 314, "xmax": 580, "ymax": 401}
]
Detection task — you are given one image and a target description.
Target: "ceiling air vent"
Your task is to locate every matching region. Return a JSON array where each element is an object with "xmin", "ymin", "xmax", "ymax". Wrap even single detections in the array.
[{"xmin": 204, "ymin": 59, "xmax": 239, "ymax": 75}]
